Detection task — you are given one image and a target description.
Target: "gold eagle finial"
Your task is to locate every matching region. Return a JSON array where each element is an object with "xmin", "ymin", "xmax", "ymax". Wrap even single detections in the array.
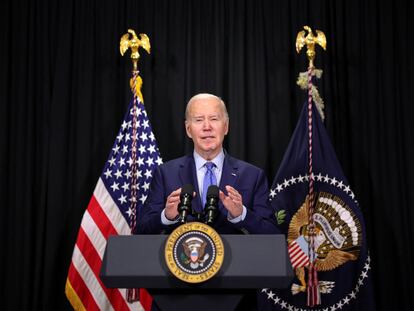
[
  {"xmin": 120, "ymin": 29, "xmax": 151, "ymax": 71},
  {"xmin": 296, "ymin": 26, "xmax": 326, "ymax": 69},
  {"xmin": 120, "ymin": 29, "xmax": 151, "ymax": 103}
]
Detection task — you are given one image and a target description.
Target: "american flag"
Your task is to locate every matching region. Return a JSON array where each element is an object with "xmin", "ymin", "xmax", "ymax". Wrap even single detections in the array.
[{"xmin": 65, "ymin": 98, "xmax": 162, "ymax": 311}]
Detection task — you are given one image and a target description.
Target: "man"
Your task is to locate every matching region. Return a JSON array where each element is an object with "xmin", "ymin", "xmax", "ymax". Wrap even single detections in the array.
[{"xmin": 137, "ymin": 93, "xmax": 278, "ymax": 234}]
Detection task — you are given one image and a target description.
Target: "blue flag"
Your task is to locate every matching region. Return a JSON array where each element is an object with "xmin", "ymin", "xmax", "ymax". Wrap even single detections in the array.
[{"xmin": 259, "ymin": 102, "xmax": 375, "ymax": 310}]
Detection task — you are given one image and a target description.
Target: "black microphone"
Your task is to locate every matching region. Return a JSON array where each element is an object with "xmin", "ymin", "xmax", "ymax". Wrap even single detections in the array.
[
  {"xmin": 204, "ymin": 185, "xmax": 219, "ymax": 225},
  {"xmin": 178, "ymin": 184, "xmax": 194, "ymax": 223}
]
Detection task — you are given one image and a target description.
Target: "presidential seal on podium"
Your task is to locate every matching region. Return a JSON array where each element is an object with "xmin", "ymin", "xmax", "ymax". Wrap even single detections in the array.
[{"xmin": 165, "ymin": 222, "xmax": 225, "ymax": 283}]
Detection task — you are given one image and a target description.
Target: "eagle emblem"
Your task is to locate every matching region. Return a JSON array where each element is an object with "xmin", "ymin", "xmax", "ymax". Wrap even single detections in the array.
[
  {"xmin": 120, "ymin": 29, "xmax": 151, "ymax": 62},
  {"xmin": 119, "ymin": 29, "xmax": 151, "ymax": 103},
  {"xmin": 295, "ymin": 25, "xmax": 326, "ymax": 69},
  {"xmin": 288, "ymin": 191, "xmax": 362, "ymax": 296},
  {"xmin": 165, "ymin": 222, "xmax": 224, "ymax": 283},
  {"xmin": 181, "ymin": 237, "xmax": 210, "ymax": 269}
]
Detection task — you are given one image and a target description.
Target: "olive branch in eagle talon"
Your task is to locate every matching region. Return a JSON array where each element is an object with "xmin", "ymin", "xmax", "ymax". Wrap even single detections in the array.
[
  {"xmin": 180, "ymin": 252, "xmax": 190, "ymax": 265},
  {"xmin": 275, "ymin": 210, "xmax": 286, "ymax": 225}
]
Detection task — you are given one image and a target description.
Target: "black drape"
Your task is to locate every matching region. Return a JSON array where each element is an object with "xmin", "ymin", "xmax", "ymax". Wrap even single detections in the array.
[{"xmin": 1, "ymin": 0, "xmax": 413, "ymax": 310}]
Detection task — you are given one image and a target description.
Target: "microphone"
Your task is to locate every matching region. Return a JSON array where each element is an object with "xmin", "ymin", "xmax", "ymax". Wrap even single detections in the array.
[
  {"xmin": 178, "ymin": 184, "xmax": 194, "ymax": 223},
  {"xmin": 204, "ymin": 185, "xmax": 219, "ymax": 225}
]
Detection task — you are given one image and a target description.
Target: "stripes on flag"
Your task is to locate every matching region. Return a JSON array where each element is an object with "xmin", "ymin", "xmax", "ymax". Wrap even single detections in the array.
[
  {"xmin": 66, "ymin": 99, "xmax": 162, "ymax": 311},
  {"xmin": 288, "ymin": 237, "xmax": 310, "ymax": 269}
]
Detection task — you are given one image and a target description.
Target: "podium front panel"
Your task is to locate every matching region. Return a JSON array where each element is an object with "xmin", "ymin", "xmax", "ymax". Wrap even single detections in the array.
[{"xmin": 100, "ymin": 234, "xmax": 293, "ymax": 289}]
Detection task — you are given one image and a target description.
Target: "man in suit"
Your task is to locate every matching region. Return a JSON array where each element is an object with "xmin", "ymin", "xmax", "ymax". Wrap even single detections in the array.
[{"xmin": 137, "ymin": 93, "xmax": 278, "ymax": 234}]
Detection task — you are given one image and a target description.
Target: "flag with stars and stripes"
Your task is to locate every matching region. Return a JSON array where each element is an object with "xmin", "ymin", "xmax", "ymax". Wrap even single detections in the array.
[
  {"xmin": 65, "ymin": 98, "xmax": 161, "ymax": 311},
  {"xmin": 259, "ymin": 102, "xmax": 375, "ymax": 310}
]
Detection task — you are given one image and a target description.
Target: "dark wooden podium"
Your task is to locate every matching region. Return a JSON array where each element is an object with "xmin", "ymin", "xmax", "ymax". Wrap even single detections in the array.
[{"xmin": 100, "ymin": 234, "xmax": 293, "ymax": 310}]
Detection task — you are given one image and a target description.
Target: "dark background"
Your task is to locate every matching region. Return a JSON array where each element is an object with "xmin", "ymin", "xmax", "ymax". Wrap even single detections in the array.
[{"xmin": 1, "ymin": 0, "xmax": 413, "ymax": 310}]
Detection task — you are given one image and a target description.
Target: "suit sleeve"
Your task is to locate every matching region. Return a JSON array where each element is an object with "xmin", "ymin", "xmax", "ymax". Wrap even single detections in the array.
[
  {"xmin": 231, "ymin": 169, "xmax": 280, "ymax": 234},
  {"xmin": 136, "ymin": 166, "xmax": 177, "ymax": 234}
]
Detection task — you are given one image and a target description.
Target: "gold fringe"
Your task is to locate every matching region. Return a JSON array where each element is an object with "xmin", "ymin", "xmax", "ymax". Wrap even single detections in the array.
[{"xmin": 65, "ymin": 278, "xmax": 86, "ymax": 311}]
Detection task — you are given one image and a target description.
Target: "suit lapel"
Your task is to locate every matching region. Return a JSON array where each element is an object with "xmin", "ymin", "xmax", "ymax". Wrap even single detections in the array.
[
  {"xmin": 177, "ymin": 153, "xmax": 239, "ymax": 216},
  {"xmin": 219, "ymin": 154, "xmax": 239, "ymax": 193},
  {"xmin": 213, "ymin": 154, "xmax": 239, "ymax": 224},
  {"xmin": 179, "ymin": 155, "xmax": 202, "ymax": 212}
]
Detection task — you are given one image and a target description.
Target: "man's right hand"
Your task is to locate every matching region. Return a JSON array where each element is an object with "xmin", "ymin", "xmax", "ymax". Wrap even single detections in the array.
[{"xmin": 165, "ymin": 188, "xmax": 181, "ymax": 220}]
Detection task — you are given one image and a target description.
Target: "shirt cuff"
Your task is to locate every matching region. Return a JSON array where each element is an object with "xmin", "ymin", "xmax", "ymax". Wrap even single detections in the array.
[
  {"xmin": 161, "ymin": 208, "xmax": 179, "ymax": 225},
  {"xmin": 227, "ymin": 205, "xmax": 247, "ymax": 223}
]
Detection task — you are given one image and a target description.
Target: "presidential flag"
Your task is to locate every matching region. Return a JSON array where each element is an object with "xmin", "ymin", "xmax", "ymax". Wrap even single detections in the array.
[
  {"xmin": 65, "ymin": 97, "xmax": 162, "ymax": 311},
  {"xmin": 259, "ymin": 102, "xmax": 375, "ymax": 310}
]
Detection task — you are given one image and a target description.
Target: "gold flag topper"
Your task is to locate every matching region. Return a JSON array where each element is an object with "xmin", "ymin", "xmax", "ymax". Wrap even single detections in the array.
[
  {"xmin": 120, "ymin": 29, "xmax": 151, "ymax": 102},
  {"xmin": 296, "ymin": 26, "xmax": 326, "ymax": 69}
]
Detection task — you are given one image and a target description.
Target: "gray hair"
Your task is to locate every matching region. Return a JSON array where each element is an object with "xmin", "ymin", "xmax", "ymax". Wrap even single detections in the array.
[{"xmin": 185, "ymin": 93, "xmax": 229, "ymax": 120}]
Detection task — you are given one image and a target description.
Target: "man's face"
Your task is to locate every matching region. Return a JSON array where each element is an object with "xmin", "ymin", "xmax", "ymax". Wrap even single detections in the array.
[{"xmin": 185, "ymin": 97, "xmax": 229, "ymax": 160}]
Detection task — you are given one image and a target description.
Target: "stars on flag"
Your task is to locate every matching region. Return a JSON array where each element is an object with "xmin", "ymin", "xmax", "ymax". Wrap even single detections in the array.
[
  {"xmin": 101, "ymin": 102, "xmax": 163, "ymax": 226},
  {"xmin": 269, "ymin": 173, "xmax": 357, "ymax": 204},
  {"xmin": 262, "ymin": 254, "xmax": 371, "ymax": 310}
]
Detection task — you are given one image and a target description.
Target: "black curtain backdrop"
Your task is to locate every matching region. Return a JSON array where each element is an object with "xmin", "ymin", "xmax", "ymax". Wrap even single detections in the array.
[{"xmin": 1, "ymin": 0, "xmax": 413, "ymax": 310}]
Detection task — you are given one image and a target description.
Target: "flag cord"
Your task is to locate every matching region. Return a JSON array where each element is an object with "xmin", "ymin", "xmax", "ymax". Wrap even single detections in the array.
[
  {"xmin": 130, "ymin": 70, "xmax": 139, "ymax": 233},
  {"xmin": 306, "ymin": 65, "xmax": 320, "ymax": 306},
  {"xmin": 127, "ymin": 70, "xmax": 140, "ymax": 303}
]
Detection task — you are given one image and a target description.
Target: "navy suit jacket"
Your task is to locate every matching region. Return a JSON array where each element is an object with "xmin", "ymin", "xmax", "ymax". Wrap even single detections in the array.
[{"xmin": 137, "ymin": 154, "xmax": 279, "ymax": 234}]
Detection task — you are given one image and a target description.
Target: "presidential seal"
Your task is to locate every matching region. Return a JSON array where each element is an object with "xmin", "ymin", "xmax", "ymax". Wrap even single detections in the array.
[
  {"xmin": 164, "ymin": 222, "xmax": 224, "ymax": 283},
  {"xmin": 288, "ymin": 191, "xmax": 362, "ymax": 295}
]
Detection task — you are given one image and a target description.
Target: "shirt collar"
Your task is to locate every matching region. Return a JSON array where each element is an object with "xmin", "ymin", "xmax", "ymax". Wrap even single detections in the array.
[{"xmin": 193, "ymin": 149, "xmax": 225, "ymax": 172}]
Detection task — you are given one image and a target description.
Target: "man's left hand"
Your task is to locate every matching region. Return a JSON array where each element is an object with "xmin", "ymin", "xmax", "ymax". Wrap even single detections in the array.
[{"xmin": 219, "ymin": 185, "xmax": 243, "ymax": 218}]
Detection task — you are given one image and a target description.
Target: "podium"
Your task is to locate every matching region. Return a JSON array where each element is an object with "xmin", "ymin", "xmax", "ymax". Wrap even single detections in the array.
[{"xmin": 100, "ymin": 234, "xmax": 293, "ymax": 310}]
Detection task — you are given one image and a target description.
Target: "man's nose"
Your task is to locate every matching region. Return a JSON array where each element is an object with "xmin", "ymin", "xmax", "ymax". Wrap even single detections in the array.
[{"xmin": 202, "ymin": 119, "xmax": 212, "ymax": 129}]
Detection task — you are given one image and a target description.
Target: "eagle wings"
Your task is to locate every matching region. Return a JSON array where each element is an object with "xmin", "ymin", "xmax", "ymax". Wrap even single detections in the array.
[{"xmin": 288, "ymin": 196, "xmax": 357, "ymax": 271}]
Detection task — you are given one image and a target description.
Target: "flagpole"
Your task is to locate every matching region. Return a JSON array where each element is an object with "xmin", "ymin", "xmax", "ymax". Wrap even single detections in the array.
[
  {"xmin": 296, "ymin": 25, "xmax": 326, "ymax": 307},
  {"xmin": 120, "ymin": 28, "xmax": 151, "ymax": 303}
]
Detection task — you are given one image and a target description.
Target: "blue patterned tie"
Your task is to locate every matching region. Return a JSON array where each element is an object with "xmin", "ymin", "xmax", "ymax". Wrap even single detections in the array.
[{"xmin": 202, "ymin": 162, "xmax": 217, "ymax": 207}]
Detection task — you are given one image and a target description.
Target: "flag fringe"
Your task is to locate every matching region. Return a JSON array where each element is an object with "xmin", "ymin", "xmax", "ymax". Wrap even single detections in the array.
[{"xmin": 65, "ymin": 278, "xmax": 86, "ymax": 311}]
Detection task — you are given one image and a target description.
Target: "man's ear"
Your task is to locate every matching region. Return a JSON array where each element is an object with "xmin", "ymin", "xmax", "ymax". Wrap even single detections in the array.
[
  {"xmin": 185, "ymin": 121, "xmax": 192, "ymax": 139},
  {"xmin": 224, "ymin": 119, "xmax": 229, "ymax": 135}
]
